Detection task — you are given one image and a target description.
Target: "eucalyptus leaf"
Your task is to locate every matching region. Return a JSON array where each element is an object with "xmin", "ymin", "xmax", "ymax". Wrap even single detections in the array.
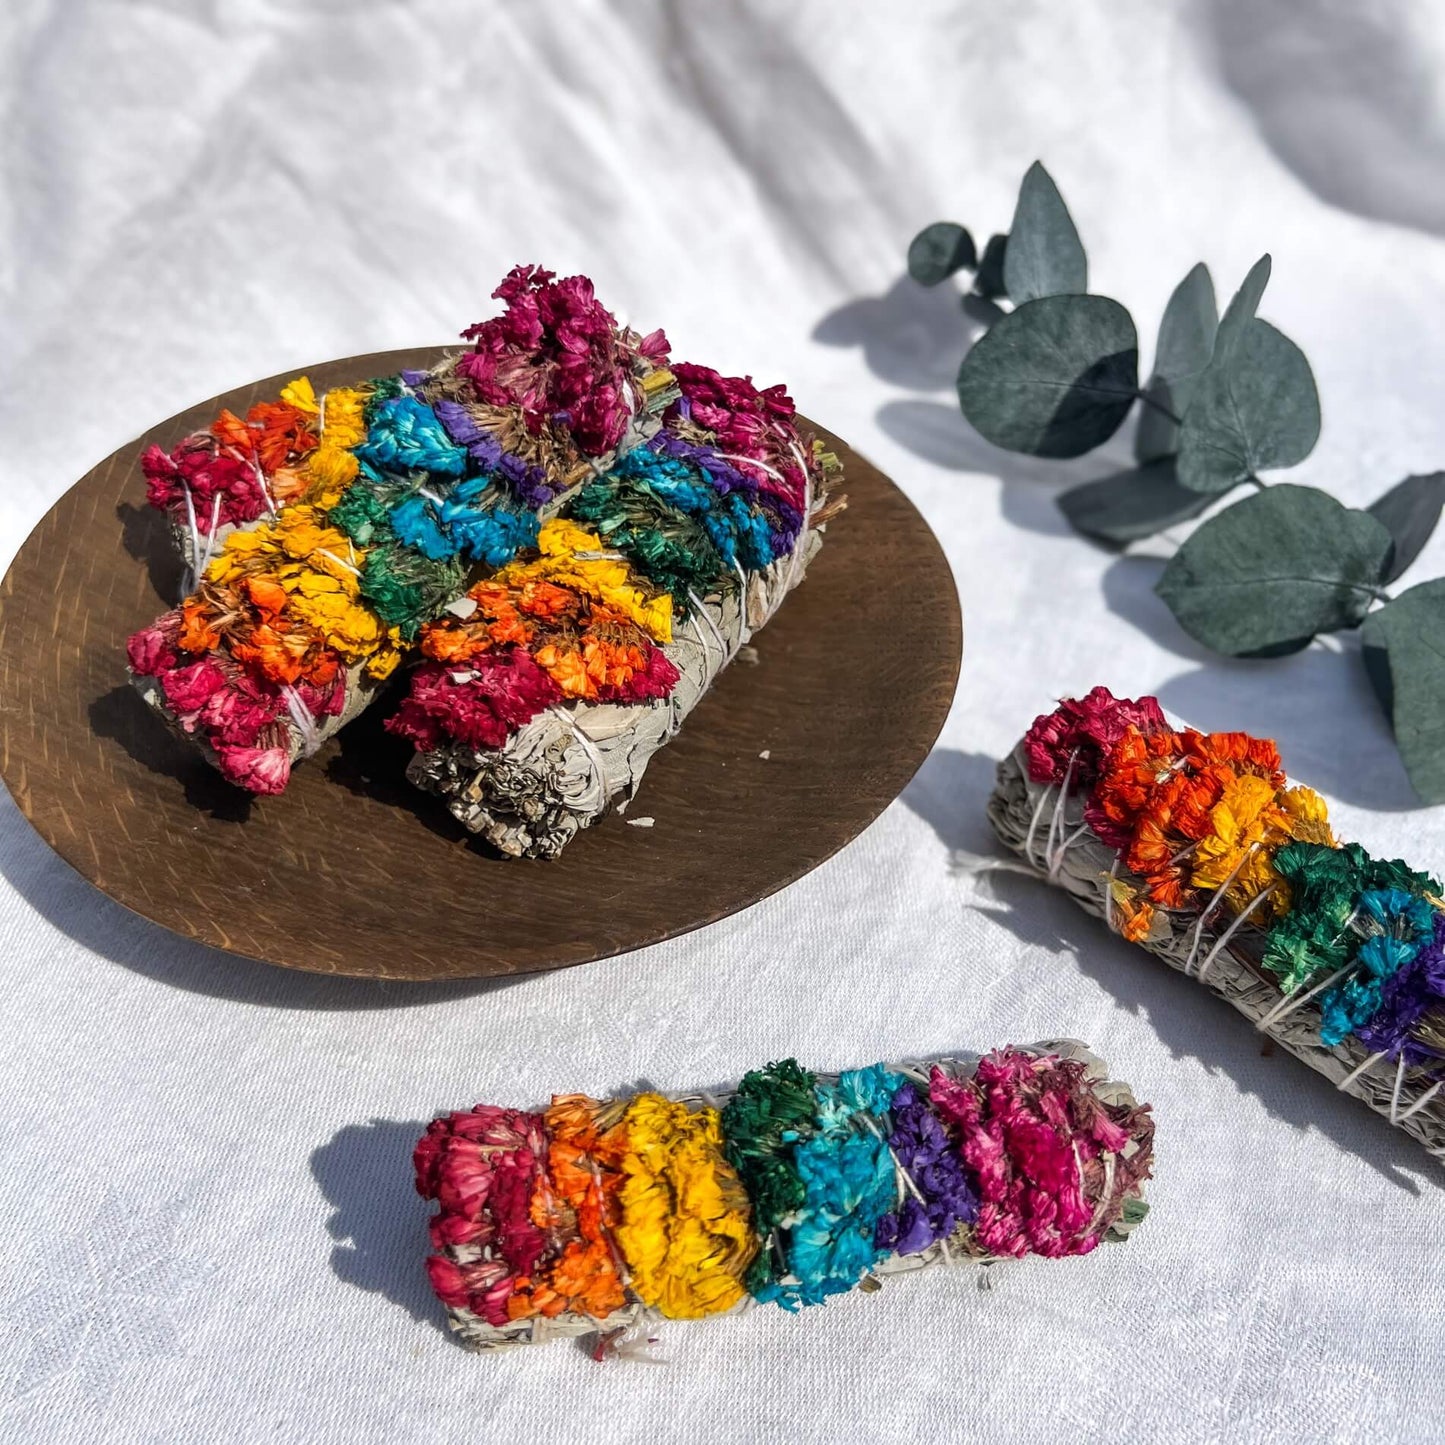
[
  {"xmin": 1368, "ymin": 472, "xmax": 1445, "ymax": 582},
  {"xmin": 1057, "ymin": 458, "xmax": 1216, "ymax": 545},
  {"xmin": 907, "ymin": 222, "xmax": 977, "ymax": 286},
  {"xmin": 1176, "ymin": 319, "xmax": 1320, "ymax": 493},
  {"xmin": 1237, "ymin": 636, "xmax": 1315, "ymax": 659},
  {"xmin": 962, "ymin": 294, "xmax": 1006, "ymax": 326},
  {"xmin": 1136, "ymin": 262, "xmax": 1217, "ymax": 463},
  {"xmin": 1003, "ymin": 162, "xmax": 1087, "ymax": 304},
  {"xmin": 1360, "ymin": 579, "xmax": 1445, "ymax": 803},
  {"xmin": 1155, "ymin": 484, "xmax": 1392, "ymax": 654},
  {"xmin": 1213, "ymin": 254, "xmax": 1272, "ymax": 358},
  {"xmin": 956, "ymin": 294, "xmax": 1138, "ymax": 458},
  {"xmin": 975, "ymin": 233, "xmax": 1008, "ymax": 299}
]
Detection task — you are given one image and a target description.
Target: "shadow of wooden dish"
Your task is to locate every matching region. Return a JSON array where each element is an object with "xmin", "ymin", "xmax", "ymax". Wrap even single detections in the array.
[{"xmin": 0, "ymin": 349, "xmax": 962, "ymax": 981}]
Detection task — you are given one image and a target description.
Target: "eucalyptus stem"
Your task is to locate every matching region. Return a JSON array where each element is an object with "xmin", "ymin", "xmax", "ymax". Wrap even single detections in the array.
[{"xmin": 1134, "ymin": 391, "xmax": 1181, "ymax": 426}]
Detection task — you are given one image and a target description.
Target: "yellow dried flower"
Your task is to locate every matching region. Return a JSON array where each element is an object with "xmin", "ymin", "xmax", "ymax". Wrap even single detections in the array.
[
  {"xmin": 1280, "ymin": 785, "xmax": 1335, "ymax": 847},
  {"xmin": 1191, "ymin": 773, "xmax": 1291, "ymax": 916},
  {"xmin": 614, "ymin": 1093, "xmax": 757, "ymax": 1320},
  {"xmin": 504, "ymin": 519, "xmax": 673, "ymax": 641}
]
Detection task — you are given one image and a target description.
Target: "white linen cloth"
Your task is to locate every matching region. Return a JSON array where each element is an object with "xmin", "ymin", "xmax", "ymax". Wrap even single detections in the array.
[{"xmin": 2, "ymin": 3, "xmax": 1444, "ymax": 1440}]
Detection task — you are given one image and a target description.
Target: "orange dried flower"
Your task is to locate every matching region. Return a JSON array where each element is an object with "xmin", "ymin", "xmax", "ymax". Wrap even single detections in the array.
[
  {"xmin": 508, "ymin": 1094, "xmax": 630, "ymax": 1324},
  {"xmin": 177, "ymin": 598, "xmax": 222, "ymax": 654}
]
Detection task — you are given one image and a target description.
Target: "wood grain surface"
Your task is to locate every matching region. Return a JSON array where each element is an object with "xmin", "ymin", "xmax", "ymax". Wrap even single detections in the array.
[{"xmin": 0, "ymin": 349, "xmax": 962, "ymax": 980}]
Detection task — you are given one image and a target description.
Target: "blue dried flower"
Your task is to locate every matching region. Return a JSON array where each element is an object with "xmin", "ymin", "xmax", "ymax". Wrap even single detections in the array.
[
  {"xmin": 1319, "ymin": 889, "xmax": 1439, "ymax": 1047},
  {"xmin": 356, "ymin": 397, "xmax": 468, "ymax": 478}
]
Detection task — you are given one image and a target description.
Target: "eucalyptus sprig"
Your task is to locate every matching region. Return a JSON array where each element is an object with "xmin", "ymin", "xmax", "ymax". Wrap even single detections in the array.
[{"xmin": 910, "ymin": 162, "xmax": 1445, "ymax": 805}]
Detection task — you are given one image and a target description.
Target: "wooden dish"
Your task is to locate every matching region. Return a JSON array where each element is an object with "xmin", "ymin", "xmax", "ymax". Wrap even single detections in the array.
[{"xmin": 0, "ymin": 348, "xmax": 962, "ymax": 980}]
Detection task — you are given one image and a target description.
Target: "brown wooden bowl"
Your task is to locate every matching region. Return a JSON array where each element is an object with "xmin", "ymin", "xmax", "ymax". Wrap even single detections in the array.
[{"xmin": 0, "ymin": 348, "xmax": 961, "ymax": 980}]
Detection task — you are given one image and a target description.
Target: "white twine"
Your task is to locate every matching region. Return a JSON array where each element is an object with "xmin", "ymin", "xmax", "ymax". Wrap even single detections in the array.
[
  {"xmin": 281, "ymin": 684, "xmax": 323, "ymax": 758},
  {"xmin": 1253, "ymin": 960, "xmax": 1354, "ymax": 1033},
  {"xmin": 1335, "ymin": 1050, "xmax": 1387, "ymax": 1092},
  {"xmin": 686, "ymin": 592, "xmax": 729, "ymax": 677},
  {"xmin": 730, "ymin": 559, "xmax": 752, "ymax": 653},
  {"xmin": 1397, "ymin": 1079, "xmax": 1443, "ymax": 1123},
  {"xmin": 1390, "ymin": 1053, "xmax": 1408, "ymax": 1125},
  {"xmin": 1195, "ymin": 885, "xmax": 1275, "ymax": 985},
  {"xmin": 1050, "ymin": 822, "xmax": 1091, "ymax": 879},
  {"xmin": 1183, "ymin": 845, "xmax": 1260, "ymax": 975},
  {"xmin": 1044, "ymin": 754, "xmax": 1079, "ymax": 880},
  {"xmin": 1024, "ymin": 782, "xmax": 1056, "ymax": 870},
  {"xmin": 180, "ymin": 483, "xmax": 202, "ymax": 595},
  {"xmin": 202, "ymin": 492, "xmax": 222, "ymax": 572},
  {"xmin": 178, "ymin": 485, "xmax": 223, "ymax": 599},
  {"xmin": 314, "ymin": 547, "xmax": 362, "ymax": 577}
]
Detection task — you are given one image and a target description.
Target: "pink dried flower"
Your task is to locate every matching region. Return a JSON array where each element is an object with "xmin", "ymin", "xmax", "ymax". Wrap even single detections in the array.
[
  {"xmin": 671, "ymin": 363, "xmax": 807, "ymax": 515},
  {"xmin": 930, "ymin": 1048, "xmax": 1152, "ymax": 1260},
  {"xmin": 197, "ymin": 676, "xmax": 284, "ymax": 747},
  {"xmin": 414, "ymin": 1106, "xmax": 551, "ymax": 1327},
  {"xmin": 387, "ymin": 651, "xmax": 563, "ymax": 754},
  {"xmin": 158, "ymin": 656, "xmax": 228, "ymax": 718},
  {"xmin": 213, "ymin": 743, "xmax": 291, "ymax": 794},
  {"xmin": 126, "ymin": 619, "xmax": 178, "ymax": 676},
  {"xmin": 1021, "ymin": 686, "xmax": 1168, "ymax": 788},
  {"xmin": 142, "ymin": 440, "xmax": 268, "ymax": 529},
  {"xmin": 457, "ymin": 265, "xmax": 670, "ymax": 456}
]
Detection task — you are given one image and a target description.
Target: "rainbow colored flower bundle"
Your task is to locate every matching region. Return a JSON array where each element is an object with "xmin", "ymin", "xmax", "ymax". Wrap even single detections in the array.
[
  {"xmin": 414, "ymin": 1043, "xmax": 1153, "ymax": 1352},
  {"xmin": 125, "ymin": 266, "xmax": 842, "ymax": 855},
  {"xmin": 990, "ymin": 688, "xmax": 1445, "ymax": 1156}
]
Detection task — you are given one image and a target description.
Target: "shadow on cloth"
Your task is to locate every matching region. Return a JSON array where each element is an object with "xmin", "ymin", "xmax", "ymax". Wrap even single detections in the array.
[
  {"xmin": 311, "ymin": 1119, "xmax": 444, "ymax": 1334},
  {"xmin": 1153, "ymin": 649, "xmax": 1421, "ymax": 813},
  {"xmin": 814, "ymin": 273, "xmax": 1144, "ymax": 540},
  {"xmin": 812, "ymin": 273, "xmax": 974, "ymax": 392},
  {"xmin": 0, "ymin": 786, "xmax": 502, "ymax": 1010},
  {"xmin": 902, "ymin": 746, "xmax": 1441, "ymax": 1193},
  {"xmin": 1201, "ymin": 0, "xmax": 1445, "ymax": 238}
]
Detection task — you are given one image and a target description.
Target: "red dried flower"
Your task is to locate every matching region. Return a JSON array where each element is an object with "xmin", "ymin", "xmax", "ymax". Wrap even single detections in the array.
[
  {"xmin": 214, "ymin": 743, "xmax": 291, "ymax": 794},
  {"xmin": 1022, "ymin": 686, "xmax": 1168, "ymax": 787}
]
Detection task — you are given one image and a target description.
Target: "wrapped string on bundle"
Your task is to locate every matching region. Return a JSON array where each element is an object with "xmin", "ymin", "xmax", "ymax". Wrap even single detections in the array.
[
  {"xmin": 397, "ymin": 363, "xmax": 843, "ymax": 856},
  {"xmin": 127, "ymin": 265, "xmax": 836, "ymax": 812},
  {"xmin": 989, "ymin": 687, "xmax": 1445, "ymax": 1159},
  {"xmin": 413, "ymin": 1041, "xmax": 1153, "ymax": 1354}
]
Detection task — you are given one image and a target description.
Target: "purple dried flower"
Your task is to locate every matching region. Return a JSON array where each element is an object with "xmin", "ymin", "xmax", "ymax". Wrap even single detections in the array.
[
  {"xmin": 874, "ymin": 1082, "xmax": 977, "ymax": 1257},
  {"xmin": 434, "ymin": 399, "xmax": 485, "ymax": 447},
  {"xmin": 1356, "ymin": 913, "xmax": 1445, "ymax": 1064}
]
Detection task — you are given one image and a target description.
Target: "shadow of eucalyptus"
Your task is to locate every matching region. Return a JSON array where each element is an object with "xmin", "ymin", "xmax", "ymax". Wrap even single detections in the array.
[
  {"xmin": 1154, "ymin": 645, "xmax": 1420, "ymax": 812},
  {"xmin": 1202, "ymin": 0, "xmax": 1445, "ymax": 239},
  {"xmin": 876, "ymin": 398, "xmax": 1133, "ymax": 539},
  {"xmin": 814, "ymin": 271, "xmax": 1141, "ymax": 537},
  {"xmin": 901, "ymin": 746, "xmax": 1440, "ymax": 1193},
  {"xmin": 812, "ymin": 273, "xmax": 975, "ymax": 392}
]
